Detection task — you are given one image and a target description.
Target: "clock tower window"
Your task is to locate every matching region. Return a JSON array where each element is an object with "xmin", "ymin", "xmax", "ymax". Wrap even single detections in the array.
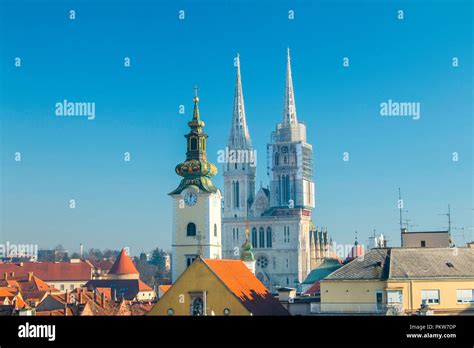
[{"xmin": 187, "ymin": 222, "xmax": 196, "ymax": 237}]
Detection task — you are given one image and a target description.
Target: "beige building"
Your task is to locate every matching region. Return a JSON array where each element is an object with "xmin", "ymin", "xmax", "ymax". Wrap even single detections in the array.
[
  {"xmin": 149, "ymin": 257, "xmax": 288, "ymax": 316},
  {"xmin": 0, "ymin": 259, "xmax": 95, "ymax": 292},
  {"xmin": 319, "ymin": 247, "xmax": 474, "ymax": 315},
  {"xmin": 401, "ymin": 229, "xmax": 451, "ymax": 248}
]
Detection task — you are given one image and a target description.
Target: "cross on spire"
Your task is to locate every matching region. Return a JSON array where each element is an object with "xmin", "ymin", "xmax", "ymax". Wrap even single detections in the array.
[
  {"xmin": 194, "ymin": 84, "xmax": 199, "ymax": 99},
  {"xmin": 195, "ymin": 231, "xmax": 205, "ymax": 257}
]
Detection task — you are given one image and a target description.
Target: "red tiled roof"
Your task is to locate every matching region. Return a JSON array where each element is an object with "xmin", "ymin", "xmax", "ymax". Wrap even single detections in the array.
[
  {"xmin": 0, "ymin": 287, "xmax": 15, "ymax": 298},
  {"xmin": 203, "ymin": 259, "xmax": 288, "ymax": 316},
  {"xmin": 108, "ymin": 249, "xmax": 139, "ymax": 275},
  {"xmin": 138, "ymin": 280, "xmax": 152, "ymax": 292},
  {"xmin": 95, "ymin": 287, "xmax": 112, "ymax": 298},
  {"xmin": 303, "ymin": 282, "xmax": 321, "ymax": 295},
  {"xmin": 158, "ymin": 285, "xmax": 171, "ymax": 293},
  {"xmin": 0, "ymin": 261, "xmax": 93, "ymax": 281},
  {"xmin": 91, "ymin": 259, "xmax": 114, "ymax": 271}
]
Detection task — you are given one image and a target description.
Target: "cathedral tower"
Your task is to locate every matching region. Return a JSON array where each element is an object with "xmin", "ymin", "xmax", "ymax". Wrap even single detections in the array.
[
  {"xmin": 170, "ymin": 88, "xmax": 222, "ymax": 282},
  {"xmin": 268, "ymin": 48, "xmax": 315, "ymax": 209}
]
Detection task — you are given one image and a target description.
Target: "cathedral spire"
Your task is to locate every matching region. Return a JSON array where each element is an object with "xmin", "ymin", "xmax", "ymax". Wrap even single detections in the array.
[
  {"xmin": 283, "ymin": 48, "xmax": 298, "ymax": 125},
  {"xmin": 228, "ymin": 54, "xmax": 252, "ymax": 149}
]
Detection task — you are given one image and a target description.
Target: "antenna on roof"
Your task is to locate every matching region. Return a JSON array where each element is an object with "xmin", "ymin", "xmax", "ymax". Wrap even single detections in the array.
[
  {"xmin": 398, "ymin": 187, "xmax": 408, "ymax": 246},
  {"xmin": 438, "ymin": 203, "xmax": 452, "ymax": 237}
]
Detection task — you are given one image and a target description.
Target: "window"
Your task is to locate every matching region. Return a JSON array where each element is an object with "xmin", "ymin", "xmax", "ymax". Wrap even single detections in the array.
[
  {"xmin": 214, "ymin": 224, "xmax": 217, "ymax": 237},
  {"xmin": 266, "ymin": 227, "xmax": 272, "ymax": 248},
  {"xmin": 191, "ymin": 297, "xmax": 204, "ymax": 316},
  {"xmin": 257, "ymin": 256, "xmax": 269, "ymax": 269},
  {"xmin": 223, "ymin": 308, "xmax": 230, "ymax": 316},
  {"xmin": 252, "ymin": 228, "xmax": 257, "ymax": 247},
  {"xmin": 456, "ymin": 289, "xmax": 474, "ymax": 304},
  {"xmin": 60, "ymin": 284, "xmax": 65, "ymax": 291},
  {"xmin": 274, "ymin": 153, "xmax": 279, "ymax": 166},
  {"xmin": 284, "ymin": 226, "xmax": 290, "ymax": 243},
  {"xmin": 236, "ymin": 228, "xmax": 239, "ymax": 241},
  {"xmin": 70, "ymin": 284, "xmax": 74, "ymax": 291},
  {"xmin": 186, "ymin": 255, "xmax": 197, "ymax": 267},
  {"xmin": 232, "ymin": 181, "xmax": 240, "ymax": 208},
  {"xmin": 387, "ymin": 290, "xmax": 402, "ymax": 305},
  {"xmin": 421, "ymin": 240, "xmax": 426, "ymax": 247},
  {"xmin": 190, "ymin": 137, "xmax": 198, "ymax": 150},
  {"xmin": 167, "ymin": 308, "xmax": 174, "ymax": 316},
  {"xmin": 232, "ymin": 228, "xmax": 235, "ymax": 240},
  {"xmin": 421, "ymin": 290, "xmax": 440, "ymax": 305},
  {"xmin": 259, "ymin": 227, "xmax": 265, "ymax": 248},
  {"xmin": 187, "ymin": 222, "xmax": 196, "ymax": 236},
  {"xmin": 376, "ymin": 292, "xmax": 383, "ymax": 311}
]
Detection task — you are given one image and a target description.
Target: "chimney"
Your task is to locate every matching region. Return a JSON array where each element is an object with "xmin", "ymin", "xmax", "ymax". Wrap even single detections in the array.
[
  {"xmin": 28, "ymin": 272, "xmax": 33, "ymax": 282},
  {"xmin": 79, "ymin": 292, "xmax": 84, "ymax": 304},
  {"xmin": 3, "ymin": 272, "xmax": 7, "ymax": 281},
  {"xmin": 10, "ymin": 272, "xmax": 14, "ymax": 278},
  {"xmin": 65, "ymin": 290, "xmax": 70, "ymax": 303},
  {"xmin": 101, "ymin": 292, "xmax": 105, "ymax": 308}
]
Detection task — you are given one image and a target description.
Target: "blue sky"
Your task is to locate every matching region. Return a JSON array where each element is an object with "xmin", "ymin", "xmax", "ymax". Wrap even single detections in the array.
[{"xmin": 0, "ymin": 0, "xmax": 472, "ymax": 255}]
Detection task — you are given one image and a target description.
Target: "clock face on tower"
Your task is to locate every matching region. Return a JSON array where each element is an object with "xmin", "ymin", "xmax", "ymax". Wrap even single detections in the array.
[{"xmin": 184, "ymin": 191, "xmax": 198, "ymax": 206}]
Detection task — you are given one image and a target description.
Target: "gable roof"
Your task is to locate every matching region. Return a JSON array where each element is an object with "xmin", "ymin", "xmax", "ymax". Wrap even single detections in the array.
[
  {"xmin": 389, "ymin": 247, "xmax": 474, "ymax": 279},
  {"xmin": 325, "ymin": 248, "xmax": 390, "ymax": 281},
  {"xmin": 203, "ymin": 258, "xmax": 288, "ymax": 316},
  {"xmin": 302, "ymin": 258, "xmax": 343, "ymax": 284},
  {"xmin": 108, "ymin": 249, "xmax": 139, "ymax": 275},
  {"xmin": 85, "ymin": 279, "xmax": 151, "ymax": 300},
  {"xmin": 324, "ymin": 247, "xmax": 474, "ymax": 281},
  {"xmin": 0, "ymin": 261, "xmax": 93, "ymax": 281}
]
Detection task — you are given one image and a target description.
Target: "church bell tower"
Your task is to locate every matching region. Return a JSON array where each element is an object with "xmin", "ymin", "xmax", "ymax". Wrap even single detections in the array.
[{"xmin": 169, "ymin": 88, "xmax": 222, "ymax": 282}]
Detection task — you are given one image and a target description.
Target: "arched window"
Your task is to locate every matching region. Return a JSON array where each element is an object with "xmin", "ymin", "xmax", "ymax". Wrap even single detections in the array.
[
  {"xmin": 266, "ymin": 227, "xmax": 272, "ymax": 248},
  {"xmin": 252, "ymin": 227, "xmax": 257, "ymax": 247},
  {"xmin": 186, "ymin": 222, "xmax": 196, "ymax": 236},
  {"xmin": 214, "ymin": 224, "xmax": 217, "ymax": 237},
  {"xmin": 274, "ymin": 152, "xmax": 279, "ymax": 166},
  {"xmin": 259, "ymin": 227, "xmax": 265, "ymax": 248},
  {"xmin": 191, "ymin": 297, "xmax": 204, "ymax": 316}
]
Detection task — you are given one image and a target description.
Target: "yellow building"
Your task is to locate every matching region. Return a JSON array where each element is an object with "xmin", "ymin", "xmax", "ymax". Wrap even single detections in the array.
[
  {"xmin": 148, "ymin": 257, "xmax": 288, "ymax": 316},
  {"xmin": 319, "ymin": 248, "xmax": 474, "ymax": 315}
]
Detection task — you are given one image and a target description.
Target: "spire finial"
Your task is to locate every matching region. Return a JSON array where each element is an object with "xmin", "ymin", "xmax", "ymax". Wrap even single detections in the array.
[
  {"xmin": 192, "ymin": 85, "xmax": 201, "ymax": 121},
  {"xmin": 193, "ymin": 84, "xmax": 199, "ymax": 103}
]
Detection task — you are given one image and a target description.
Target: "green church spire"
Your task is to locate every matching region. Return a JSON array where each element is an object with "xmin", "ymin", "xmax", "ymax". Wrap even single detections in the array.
[
  {"xmin": 240, "ymin": 221, "xmax": 255, "ymax": 262},
  {"xmin": 170, "ymin": 87, "xmax": 218, "ymax": 195}
]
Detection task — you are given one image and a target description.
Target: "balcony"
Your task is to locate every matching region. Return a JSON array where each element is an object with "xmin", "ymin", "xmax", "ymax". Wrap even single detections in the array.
[{"xmin": 310, "ymin": 302, "xmax": 403, "ymax": 315}]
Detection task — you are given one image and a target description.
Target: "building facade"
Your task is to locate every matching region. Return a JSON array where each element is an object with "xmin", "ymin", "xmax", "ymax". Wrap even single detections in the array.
[
  {"xmin": 222, "ymin": 50, "xmax": 325, "ymax": 292},
  {"xmin": 319, "ymin": 247, "xmax": 474, "ymax": 315}
]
